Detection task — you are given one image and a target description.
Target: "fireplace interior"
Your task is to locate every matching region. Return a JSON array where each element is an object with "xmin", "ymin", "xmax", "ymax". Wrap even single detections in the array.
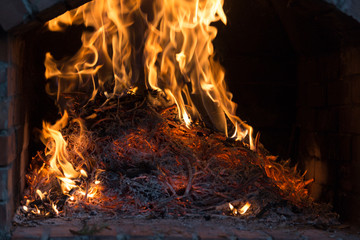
[{"xmin": 1, "ymin": 0, "xmax": 360, "ymax": 238}]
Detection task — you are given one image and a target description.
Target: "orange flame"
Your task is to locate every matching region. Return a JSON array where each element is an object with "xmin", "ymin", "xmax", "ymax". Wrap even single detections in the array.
[
  {"xmin": 45, "ymin": 0, "xmax": 140, "ymax": 103},
  {"xmin": 45, "ymin": 0, "xmax": 253, "ymax": 147},
  {"xmin": 144, "ymin": 0, "xmax": 253, "ymax": 145},
  {"xmin": 239, "ymin": 202, "xmax": 251, "ymax": 215},
  {"xmin": 40, "ymin": 111, "xmax": 81, "ymax": 193}
]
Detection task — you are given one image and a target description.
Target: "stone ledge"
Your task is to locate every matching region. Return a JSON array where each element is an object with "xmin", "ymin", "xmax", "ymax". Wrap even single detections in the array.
[
  {"xmin": 0, "ymin": 0, "xmax": 91, "ymax": 32},
  {"xmin": 10, "ymin": 221, "xmax": 360, "ymax": 240}
]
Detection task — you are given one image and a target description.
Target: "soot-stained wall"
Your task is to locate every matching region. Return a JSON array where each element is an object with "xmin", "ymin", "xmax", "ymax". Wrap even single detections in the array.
[{"xmin": 216, "ymin": 0, "xmax": 360, "ymax": 224}]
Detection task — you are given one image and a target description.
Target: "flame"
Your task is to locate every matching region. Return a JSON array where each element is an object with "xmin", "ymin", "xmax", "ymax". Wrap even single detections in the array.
[
  {"xmin": 21, "ymin": 0, "xmax": 272, "ymax": 218},
  {"xmin": 229, "ymin": 202, "xmax": 234, "ymax": 211},
  {"xmin": 45, "ymin": 0, "xmax": 253, "ymax": 147},
  {"xmin": 228, "ymin": 202, "xmax": 251, "ymax": 215},
  {"xmin": 144, "ymin": 0, "xmax": 253, "ymax": 145},
  {"xmin": 52, "ymin": 202, "xmax": 59, "ymax": 215},
  {"xmin": 36, "ymin": 189, "xmax": 45, "ymax": 200},
  {"xmin": 45, "ymin": 0, "xmax": 140, "ymax": 103},
  {"xmin": 40, "ymin": 111, "xmax": 85, "ymax": 195},
  {"xmin": 80, "ymin": 169, "xmax": 88, "ymax": 178},
  {"xmin": 239, "ymin": 202, "xmax": 251, "ymax": 215}
]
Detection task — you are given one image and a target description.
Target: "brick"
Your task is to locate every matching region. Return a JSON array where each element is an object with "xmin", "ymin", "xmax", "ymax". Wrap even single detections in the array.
[
  {"xmin": 316, "ymin": 108, "xmax": 339, "ymax": 132},
  {"xmin": 0, "ymin": 97, "xmax": 12, "ymax": 130},
  {"xmin": 0, "ymin": 62, "xmax": 8, "ymax": 85},
  {"xmin": 341, "ymin": 194, "xmax": 360, "ymax": 224},
  {"xmin": 341, "ymin": 46, "xmax": 360, "ymax": 76},
  {"xmin": 232, "ymin": 229, "xmax": 270, "ymax": 239},
  {"xmin": 351, "ymin": 136, "xmax": 360, "ymax": 192},
  {"xmin": 19, "ymin": 129, "xmax": 30, "ymax": 194},
  {"xmin": 11, "ymin": 126, "xmax": 27, "ymax": 203},
  {"xmin": 120, "ymin": 223, "xmax": 155, "ymax": 237},
  {"xmin": 327, "ymin": 81, "xmax": 351, "ymax": 106},
  {"xmin": 296, "ymin": 107, "xmax": 316, "ymax": 131},
  {"xmin": 339, "ymin": 134, "xmax": 352, "ymax": 164},
  {"xmin": 306, "ymin": 84, "xmax": 327, "ymax": 107},
  {"xmin": 348, "ymin": 75, "xmax": 360, "ymax": 104},
  {"xmin": 0, "ymin": 199, "xmax": 14, "ymax": 235},
  {"xmin": 11, "ymin": 226, "xmax": 43, "ymax": 240},
  {"xmin": 300, "ymin": 229, "xmax": 333, "ymax": 240},
  {"xmin": 0, "ymin": 96, "xmax": 23, "ymax": 130},
  {"xmin": 0, "ymin": 32, "xmax": 9, "ymax": 62},
  {"xmin": 317, "ymin": 53, "xmax": 340, "ymax": 83},
  {"xmin": 195, "ymin": 225, "xmax": 230, "ymax": 240},
  {"xmin": 339, "ymin": 107, "xmax": 360, "ymax": 134},
  {"xmin": 0, "ymin": 81, "xmax": 7, "ymax": 100},
  {"xmin": 263, "ymin": 230, "xmax": 299, "ymax": 240},
  {"xmin": 297, "ymin": 57, "xmax": 319, "ymax": 83},
  {"xmin": 0, "ymin": 129, "xmax": 16, "ymax": 166},
  {"xmin": 7, "ymin": 40, "xmax": 25, "ymax": 97},
  {"xmin": 0, "ymin": 164, "xmax": 14, "ymax": 201},
  {"xmin": 0, "ymin": 0, "xmax": 31, "ymax": 31},
  {"xmin": 49, "ymin": 224, "xmax": 116, "ymax": 238},
  {"xmin": 297, "ymin": 54, "xmax": 340, "ymax": 84}
]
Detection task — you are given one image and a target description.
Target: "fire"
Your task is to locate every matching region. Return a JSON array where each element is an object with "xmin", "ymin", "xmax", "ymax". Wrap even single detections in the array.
[
  {"xmin": 40, "ymin": 111, "xmax": 81, "ymax": 193},
  {"xmin": 18, "ymin": 0, "xmax": 314, "ymax": 220},
  {"xmin": 144, "ymin": 0, "xmax": 253, "ymax": 145},
  {"xmin": 239, "ymin": 202, "xmax": 251, "ymax": 215},
  {"xmin": 228, "ymin": 202, "xmax": 251, "ymax": 216},
  {"xmin": 44, "ymin": 0, "xmax": 253, "ymax": 147}
]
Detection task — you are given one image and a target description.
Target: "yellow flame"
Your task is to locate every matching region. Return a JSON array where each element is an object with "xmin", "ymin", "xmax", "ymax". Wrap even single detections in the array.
[
  {"xmin": 80, "ymin": 169, "xmax": 88, "ymax": 178},
  {"xmin": 40, "ymin": 111, "xmax": 82, "ymax": 194},
  {"xmin": 52, "ymin": 202, "xmax": 59, "ymax": 215},
  {"xmin": 45, "ymin": 0, "xmax": 140, "ymax": 103},
  {"xmin": 229, "ymin": 202, "xmax": 234, "ymax": 211},
  {"xmin": 144, "ymin": 0, "xmax": 253, "ymax": 145},
  {"xmin": 239, "ymin": 202, "xmax": 251, "ymax": 215},
  {"xmin": 36, "ymin": 189, "xmax": 45, "ymax": 200},
  {"xmin": 45, "ymin": 0, "xmax": 254, "ymax": 147}
]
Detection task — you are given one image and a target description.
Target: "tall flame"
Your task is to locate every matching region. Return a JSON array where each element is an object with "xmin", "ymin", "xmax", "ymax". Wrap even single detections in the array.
[
  {"xmin": 44, "ymin": 0, "xmax": 253, "ymax": 147},
  {"xmin": 45, "ymin": 0, "xmax": 140, "ymax": 102},
  {"xmin": 144, "ymin": 0, "xmax": 253, "ymax": 145},
  {"xmin": 40, "ymin": 111, "xmax": 81, "ymax": 193}
]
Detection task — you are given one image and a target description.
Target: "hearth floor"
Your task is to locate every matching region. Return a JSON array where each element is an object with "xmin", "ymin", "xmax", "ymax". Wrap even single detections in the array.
[{"xmin": 10, "ymin": 217, "xmax": 360, "ymax": 240}]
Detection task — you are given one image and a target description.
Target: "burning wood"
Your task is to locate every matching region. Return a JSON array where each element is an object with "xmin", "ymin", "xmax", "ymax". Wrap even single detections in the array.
[
  {"xmin": 14, "ymin": 0, "xmax": 338, "ymax": 228},
  {"xmin": 16, "ymin": 93, "xmax": 335, "ymax": 225}
]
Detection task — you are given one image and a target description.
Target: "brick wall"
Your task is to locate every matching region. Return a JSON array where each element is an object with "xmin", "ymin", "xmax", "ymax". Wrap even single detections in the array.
[
  {"xmin": 0, "ymin": 31, "xmax": 26, "ymax": 237},
  {"xmin": 0, "ymin": 0, "xmax": 91, "ymax": 236},
  {"xmin": 296, "ymin": 46, "xmax": 360, "ymax": 224}
]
